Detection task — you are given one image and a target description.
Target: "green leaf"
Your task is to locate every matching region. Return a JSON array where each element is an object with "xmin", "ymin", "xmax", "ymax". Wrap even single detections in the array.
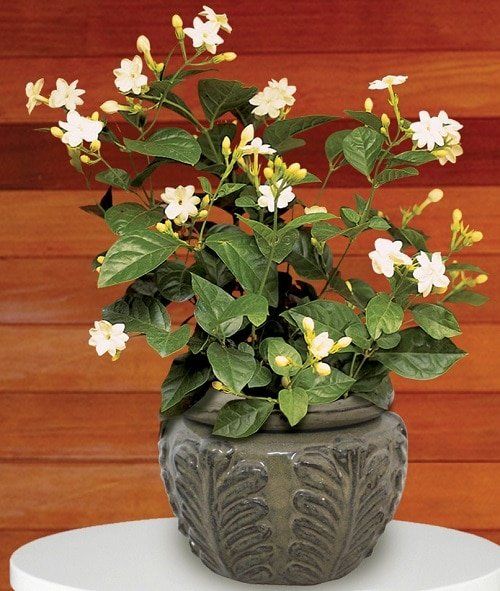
[
  {"xmin": 124, "ymin": 128, "xmax": 201, "ymax": 164},
  {"xmin": 342, "ymin": 127, "xmax": 384, "ymax": 177},
  {"xmin": 446, "ymin": 263, "xmax": 486, "ymax": 274},
  {"xmin": 286, "ymin": 229, "xmax": 333, "ymax": 279},
  {"xmin": 348, "ymin": 278, "xmax": 376, "ymax": 308},
  {"xmin": 345, "ymin": 110, "xmax": 382, "ymax": 131},
  {"xmin": 103, "ymin": 294, "xmax": 170, "ymax": 334},
  {"xmin": 345, "ymin": 323, "xmax": 371, "ymax": 349},
  {"xmin": 213, "ymin": 398, "xmax": 275, "ymax": 438},
  {"xmin": 248, "ymin": 364, "xmax": 272, "ymax": 388},
  {"xmin": 283, "ymin": 212, "xmax": 336, "ymax": 230},
  {"xmin": 224, "ymin": 293, "xmax": 269, "ymax": 327},
  {"xmin": 293, "ymin": 367, "xmax": 355, "ymax": 404},
  {"xmin": 311, "ymin": 222, "xmax": 342, "ymax": 242},
  {"xmin": 130, "ymin": 158, "xmax": 169, "ymax": 188},
  {"xmin": 263, "ymin": 337, "xmax": 302, "ymax": 376},
  {"xmin": 374, "ymin": 327, "xmax": 466, "ymax": 379},
  {"xmin": 156, "ymin": 261, "xmax": 194, "ymax": 301},
  {"xmin": 205, "ymin": 228, "xmax": 278, "ymax": 306},
  {"xmin": 412, "ymin": 304, "xmax": 461, "ymax": 339},
  {"xmin": 374, "ymin": 167, "xmax": 419, "ymax": 187},
  {"xmin": 365, "ymin": 294, "xmax": 404, "ymax": 340},
  {"xmin": 368, "ymin": 216, "xmax": 391, "ymax": 230},
  {"xmin": 194, "ymin": 249, "xmax": 233, "ymax": 287},
  {"xmin": 191, "ymin": 274, "xmax": 242, "ymax": 338},
  {"xmin": 160, "ymin": 355, "xmax": 212, "ymax": 412},
  {"xmin": 389, "ymin": 151, "xmax": 436, "ymax": 166},
  {"xmin": 198, "ymin": 123, "xmax": 236, "ymax": 163},
  {"xmin": 215, "ymin": 183, "xmax": 247, "ymax": 199},
  {"xmin": 238, "ymin": 217, "xmax": 298, "ymax": 263},
  {"xmin": 354, "ymin": 375, "xmax": 394, "ymax": 410},
  {"xmin": 325, "ymin": 130, "xmax": 351, "ymax": 162},
  {"xmin": 376, "ymin": 332, "xmax": 401, "ymax": 349},
  {"xmin": 95, "ymin": 168, "xmax": 130, "ymax": 190},
  {"xmin": 207, "ymin": 342, "xmax": 256, "ymax": 394},
  {"xmin": 98, "ymin": 230, "xmax": 183, "ymax": 288},
  {"xmin": 264, "ymin": 115, "xmax": 336, "ymax": 153},
  {"xmin": 446, "ymin": 290, "xmax": 489, "ymax": 307},
  {"xmin": 146, "ymin": 324, "xmax": 191, "ymax": 357},
  {"xmin": 279, "ymin": 388, "xmax": 309, "ymax": 426},
  {"xmin": 198, "ymin": 79, "xmax": 257, "ymax": 125},
  {"xmin": 104, "ymin": 203, "xmax": 164, "ymax": 235},
  {"xmin": 282, "ymin": 300, "xmax": 362, "ymax": 341},
  {"xmin": 390, "ymin": 226, "xmax": 428, "ymax": 251}
]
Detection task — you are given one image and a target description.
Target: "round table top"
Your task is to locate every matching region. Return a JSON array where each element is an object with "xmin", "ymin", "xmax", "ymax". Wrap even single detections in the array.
[{"xmin": 10, "ymin": 519, "xmax": 500, "ymax": 591}]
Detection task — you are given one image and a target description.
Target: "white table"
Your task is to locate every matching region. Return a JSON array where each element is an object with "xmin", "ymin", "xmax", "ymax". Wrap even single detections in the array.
[{"xmin": 10, "ymin": 518, "xmax": 500, "ymax": 591}]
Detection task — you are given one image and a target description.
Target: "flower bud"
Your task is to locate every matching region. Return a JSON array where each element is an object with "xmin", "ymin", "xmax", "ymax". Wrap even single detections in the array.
[
  {"xmin": 213, "ymin": 52, "xmax": 237, "ymax": 63},
  {"xmin": 470, "ymin": 230, "xmax": 483, "ymax": 243},
  {"xmin": 100, "ymin": 100, "xmax": 121, "ymax": 114},
  {"xmin": 171, "ymin": 14, "xmax": 183, "ymax": 28},
  {"xmin": 136, "ymin": 35, "xmax": 151, "ymax": 54},
  {"xmin": 200, "ymin": 195, "xmax": 210, "ymax": 209},
  {"xmin": 274, "ymin": 355, "xmax": 291, "ymax": 368},
  {"xmin": 50, "ymin": 126, "xmax": 64, "ymax": 139},
  {"xmin": 475, "ymin": 274, "xmax": 488, "ymax": 284},
  {"xmin": 221, "ymin": 135, "xmax": 231, "ymax": 156},
  {"xmin": 434, "ymin": 286, "xmax": 448, "ymax": 295},
  {"xmin": 302, "ymin": 317, "xmax": 315, "ymax": 333},
  {"xmin": 381, "ymin": 113, "xmax": 390, "ymax": 128},
  {"xmin": 197, "ymin": 210, "xmax": 209, "ymax": 220},
  {"xmin": 281, "ymin": 376, "xmax": 291, "ymax": 388},
  {"xmin": 428, "ymin": 188, "xmax": 444, "ymax": 203},
  {"xmin": 90, "ymin": 140, "xmax": 101, "ymax": 152},
  {"xmin": 274, "ymin": 156, "xmax": 283, "ymax": 168},
  {"xmin": 336, "ymin": 336, "xmax": 353, "ymax": 349},
  {"xmin": 305, "ymin": 205, "xmax": 327, "ymax": 214},
  {"xmin": 433, "ymin": 149, "xmax": 448, "ymax": 158},
  {"xmin": 452, "ymin": 208, "xmax": 462, "ymax": 224},
  {"xmin": 80, "ymin": 154, "xmax": 91, "ymax": 164},
  {"xmin": 263, "ymin": 167, "xmax": 273, "ymax": 180},
  {"xmin": 314, "ymin": 362, "xmax": 331, "ymax": 377},
  {"xmin": 287, "ymin": 162, "xmax": 301, "ymax": 173},
  {"xmin": 156, "ymin": 222, "xmax": 167, "ymax": 233},
  {"xmin": 96, "ymin": 256, "xmax": 105, "ymax": 264},
  {"xmin": 90, "ymin": 111, "xmax": 99, "ymax": 121},
  {"xmin": 239, "ymin": 124, "xmax": 254, "ymax": 146},
  {"xmin": 212, "ymin": 380, "xmax": 224, "ymax": 390},
  {"xmin": 364, "ymin": 97, "xmax": 374, "ymax": 113}
]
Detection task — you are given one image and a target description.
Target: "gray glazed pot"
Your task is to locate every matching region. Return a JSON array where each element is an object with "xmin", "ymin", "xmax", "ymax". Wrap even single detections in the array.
[{"xmin": 159, "ymin": 389, "xmax": 408, "ymax": 585}]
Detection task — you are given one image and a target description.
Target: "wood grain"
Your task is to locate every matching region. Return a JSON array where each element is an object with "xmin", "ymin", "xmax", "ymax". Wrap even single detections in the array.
[
  {"xmin": 0, "ymin": 392, "xmax": 498, "ymax": 463},
  {"xmin": 0, "ymin": 187, "xmax": 497, "ymax": 257},
  {"xmin": 0, "ymin": 462, "xmax": 497, "ymax": 530},
  {"xmin": 0, "ymin": 323, "xmax": 496, "ymax": 393},
  {"xmin": 3, "ymin": 1, "xmax": 500, "ymax": 57}
]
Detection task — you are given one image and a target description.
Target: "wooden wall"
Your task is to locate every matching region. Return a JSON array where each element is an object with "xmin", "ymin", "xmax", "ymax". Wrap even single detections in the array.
[{"xmin": 1, "ymin": 1, "xmax": 499, "ymax": 587}]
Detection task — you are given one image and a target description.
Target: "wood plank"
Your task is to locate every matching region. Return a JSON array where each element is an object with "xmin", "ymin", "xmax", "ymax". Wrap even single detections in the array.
[
  {"xmin": 0, "ymin": 392, "xmax": 498, "ymax": 463},
  {"xmin": 5, "ymin": 52, "xmax": 500, "ymax": 125},
  {"xmin": 3, "ymin": 1, "xmax": 500, "ymax": 57},
  {"xmin": 0, "ymin": 186, "xmax": 497, "ymax": 256},
  {"xmin": 0, "ymin": 324, "xmax": 496, "ymax": 393},
  {"xmin": 4, "ymin": 118, "xmax": 499, "ymax": 190},
  {"xmin": 0, "ymin": 462, "xmax": 497, "ymax": 530},
  {"xmin": 0, "ymin": 254, "xmax": 493, "ymax": 325}
]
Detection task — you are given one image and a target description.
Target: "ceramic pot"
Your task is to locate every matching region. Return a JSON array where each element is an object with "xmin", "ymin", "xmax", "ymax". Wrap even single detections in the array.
[{"xmin": 159, "ymin": 389, "xmax": 408, "ymax": 585}]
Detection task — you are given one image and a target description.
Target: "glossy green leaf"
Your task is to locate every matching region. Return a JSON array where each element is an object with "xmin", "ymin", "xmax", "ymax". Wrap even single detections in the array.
[
  {"xmin": 160, "ymin": 355, "xmax": 212, "ymax": 411},
  {"xmin": 389, "ymin": 150, "xmax": 436, "ymax": 166},
  {"xmin": 283, "ymin": 212, "xmax": 336, "ymax": 230},
  {"xmin": 374, "ymin": 167, "xmax": 419, "ymax": 187},
  {"xmin": 238, "ymin": 217, "xmax": 298, "ymax": 263},
  {"xmin": 213, "ymin": 398, "xmax": 275, "ymax": 438},
  {"xmin": 293, "ymin": 367, "xmax": 355, "ymax": 404},
  {"xmin": 194, "ymin": 249, "xmax": 233, "ymax": 288},
  {"xmin": 205, "ymin": 229, "xmax": 278, "ymax": 306},
  {"xmin": 374, "ymin": 327, "xmax": 466, "ymax": 379},
  {"xmin": 104, "ymin": 203, "xmax": 164, "ymax": 235},
  {"xmin": 95, "ymin": 168, "xmax": 130, "ymax": 190},
  {"xmin": 103, "ymin": 294, "xmax": 170, "ymax": 333},
  {"xmin": 365, "ymin": 294, "xmax": 404, "ymax": 340},
  {"xmin": 264, "ymin": 115, "xmax": 336, "ymax": 152},
  {"xmin": 146, "ymin": 324, "xmax": 191, "ymax": 357},
  {"xmin": 325, "ymin": 130, "xmax": 351, "ymax": 162},
  {"xmin": 248, "ymin": 364, "xmax": 272, "ymax": 388},
  {"xmin": 224, "ymin": 293, "xmax": 269, "ymax": 327},
  {"xmin": 286, "ymin": 229, "xmax": 333, "ymax": 279},
  {"xmin": 156, "ymin": 261, "xmax": 193, "ymax": 301},
  {"xmin": 311, "ymin": 222, "xmax": 342, "ymax": 243},
  {"xmin": 412, "ymin": 304, "xmax": 461, "ymax": 339},
  {"xmin": 124, "ymin": 128, "xmax": 201, "ymax": 164},
  {"xmin": 198, "ymin": 123, "xmax": 236, "ymax": 163},
  {"xmin": 207, "ymin": 342, "xmax": 256, "ymax": 394},
  {"xmin": 279, "ymin": 387, "xmax": 309, "ymax": 426},
  {"xmin": 354, "ymin": 375, "xmax": 394, "ymax": 410},
  {"xmin": 342, "ymin": 127, "xmax": 384, "ymax": 176},
  {"xmin": 446, "ymin": 290, "xmax": 489, "ymax": 306},
  {"xmin": 198, "ymin": 79, "xmax": 257, "ymax": 125},
  {"xmin": 345, "ymin": 110, "xmax": 382, "ymax": 131},
  {"xmin": 98, "ymin": 230, "xmax": 183, "ymax": 288},
  {"xmin": 263, "ymin": 337, "xmax": 303, "ymax": 376}
]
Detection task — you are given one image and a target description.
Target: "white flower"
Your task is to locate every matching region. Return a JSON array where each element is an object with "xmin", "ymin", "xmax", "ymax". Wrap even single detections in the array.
[
  {"xmin": 240, "ymin": 137, "xmax": 276, "ymax": 156},
  {"xmin": 88, "ymin": 321, "xmax": 129, "ymax": 358},
  {"xmin": 304, "ymin": 206, "xmax": 327, "ymax": 215},
  {"xmin": 257, "ymin": 182, "xmax": 295, "ymax": 212},
  {"xmin": 184, "ymin": 17, "xmax": 223, "ymax": 54},
  {"xmin": 309, "ymin": 332, "xmax": 334, "ymax": 360},
  {"xmin": 199, "ymin": 5, "xmax": 232, "ymax": 33},
  {"xmin": 368, "ymin": 75, "xmax": 408, "ymax": 90},
  {"xmin": 268, "ymin": 77, "xmax": 296, "ymax": 106},
  {"xmin": 25, "ymin": 78, "xmax": 45, "ymax": 114},
  {"xmin": 436, "ymin": 110, "xmax": 463, "ymax": 133},
  {"xmin": 113, "ymin": 56, "xmax": 148, "ymax": 95},
  {"xmin": 369, "ymin": 238, "xmax": 412, "ymax": 278},
  {"xmin": 413, "ymin": 252, "xmax": 450, "ymax": 297},
  {"xmin": 48, "ymin": 78, "xmax": 85, "ymax": 110},
  {"xmin": 250, "ymin": 87, "xmax": 286, "ymax": 119},
  {"xmin": 58, "ymin": 111, "xmax": 104, "ymax": 147},
  {"xmin": 161, "ymin": 185, "xmax": 200, "ymax": 224},
  {"xmin": 437, "ymin": 142, "xmax": 464, "ymax": 166},
  {"xmin": 409, "ymin": 111, "xmax": 446, "ymax": 151}
]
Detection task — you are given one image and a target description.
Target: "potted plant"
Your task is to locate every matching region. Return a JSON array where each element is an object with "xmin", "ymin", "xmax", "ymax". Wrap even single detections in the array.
[{"xmin": 26, "ymin": 5, "xmax": 488, "ymax": 585}]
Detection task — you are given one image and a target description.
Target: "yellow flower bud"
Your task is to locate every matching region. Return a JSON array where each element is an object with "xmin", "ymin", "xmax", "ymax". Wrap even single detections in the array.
[
  {"xmin": 433, "ymin": 149, "xmax": 448, "ymax": 158},
  {"xmin": 96, "ymin": 256, "xmax": 105, "ymax": 264},
  {"xmin": 434, "ymin": 286, "xmax": 448, "ymax": 295},
  {"xmin": 156, "ymin": 222, "xmax": 167, "ymax": 233},
  {"xmin": 336, "ymin": 336, "xmax": 353, "ymax": 349},
  {"xmin": 90, "ymin": 140, "xmax": 101, "ymax": 152},
  {"xmin": 314, "ymin": 362, "xmax": 331, "ymax": 377},
  {"xmin": 221, "ymin": 135, "xmax": 231, "ymax": 156},
  {"xmin": 274, "ymin": 355, "xmax": 291, "ymax": 368},
  {"xmin": 364, "ymin": 97, "xmax": 374, "ymax": 113},
  {"xmin": 50, "ymin": 126, "xmax": 64, "ymax": 139},
  {"xmin": 95, "ymin": 266, "xmax": 101, "ymax": 273},
  {"xmin": 172, "ymin": 14, "xmax": 183, "ymax": 28},
  {"xmin": 475, "ymin": 274, "xmax": 488, "ymax": 284},
  {"xmin": 452, "ymin": 209, "xmax": 462, "ymax": 224},
  {"xmin": 239, "ymin": 124, "xmax": 254, "ymax": 147},
  {"xmin": 197, "ymin": 210, "xmax": 209, "ymax": 220},
  {"xmin": 302, "ymin": 317, "xmax": 315, "ymax": 333},
  {"xmin": 287, "ymin": 162, "xmax": 301, "ymax": 173},
  {"xmin": 281, "ymin": 376, "xmax": 291, "ymax": 388},
  {"xmin": 212, "ymin": 380, "xmax": 224, "ymax": 391},
  {"xmin": 295, "ymin": 168, "xmax": 308, "ymax": 181},
  {"xmin": 428, "ymin": 188, "xmax": 444, "ymax": 203},
  {"xmin": 200, "ymin": 195, "xmax": 210, "ymax": 209},
  {"xmin": 381, "ymin": 113, "xmax": 390, "ymax": 128},
  {"xmin": 274, "ymin": 156, "xmax": 283, "ymax": 168},
  {"xmin": 90, "ymin": 111, "xmax": 99, "ymax": 121},
  {"xmin": 470, "ymin": 231, "xmax": 483, "ymax": 243},
  {"xmin": 155, "ymin": 62, "xmax": 164, "ymax": 73},
  {"xmin": 100, "ymin": 100, "xmax": 121, "ymax": 114},
  {"xmin": 80, "ymin": 155, "xmax": 91, "ymax": 164},
  {"xmin": 136, "ymin": 35, "xmax": 151, "ymax": 54},
  {"xmin": 263, "ymin": 167, "xmax": 274, "ymax": 180},
  {"xmin": 213, "ymin": 52, "xmax": 237, "ymax": 63}
]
